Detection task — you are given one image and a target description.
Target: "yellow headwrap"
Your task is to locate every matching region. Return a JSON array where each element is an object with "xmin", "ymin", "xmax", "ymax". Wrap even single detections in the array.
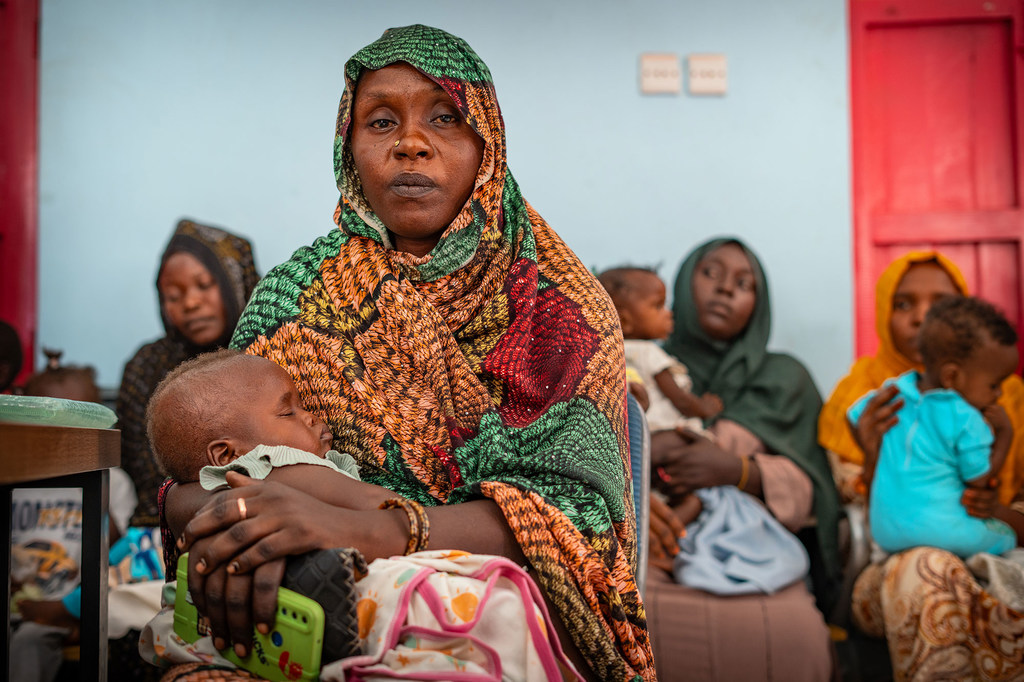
[{"xmin": 818, "ymin": 251, "xmax": 1024, "ymax": 504}]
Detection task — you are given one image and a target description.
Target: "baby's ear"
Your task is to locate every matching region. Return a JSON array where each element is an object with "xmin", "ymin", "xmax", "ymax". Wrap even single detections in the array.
[
  {"xmin": 207, "ymin": 439, "xmax": 239, "ymax": 467},
  {"xmin": 938, "ymin": 361, "xmax": 961, "ymax": 390}
]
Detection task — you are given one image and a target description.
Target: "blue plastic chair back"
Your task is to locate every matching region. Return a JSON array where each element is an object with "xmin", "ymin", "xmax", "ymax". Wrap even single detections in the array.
[{"xmin": 626, "ymin": 393, "xmax": 651, "ymax": 595}]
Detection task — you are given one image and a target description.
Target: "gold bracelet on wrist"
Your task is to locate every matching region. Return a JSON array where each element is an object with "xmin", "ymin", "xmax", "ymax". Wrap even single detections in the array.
[
  {"xmin": 379, "ymin": 497, "xmax": 430, "ymax": 555},
  {"xmin": 736, "ymin": 456, "xmax": 750, "ymax": 492}
]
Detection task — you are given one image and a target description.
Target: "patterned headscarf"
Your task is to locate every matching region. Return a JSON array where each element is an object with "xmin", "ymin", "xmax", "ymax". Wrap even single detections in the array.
[
  {"xmin": 664, "ymin": 237, "xmax": 841, "ymax": 604},
  {"xmin": 232, "ymin": 25, "xmax": 654, "ymax": 680},
  {"xmin": 120, "ymin": 219, "xmax": 259, "ymax": 526},
  {"xmin": 819, "ymin": 251, "xmax": 1024, "ymax": 504}
]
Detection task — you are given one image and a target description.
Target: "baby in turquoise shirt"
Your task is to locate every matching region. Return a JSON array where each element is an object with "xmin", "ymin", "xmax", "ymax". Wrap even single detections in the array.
[{"xmin": 849, "ymin": 296, "xmax": 1019, "ymax": 558}]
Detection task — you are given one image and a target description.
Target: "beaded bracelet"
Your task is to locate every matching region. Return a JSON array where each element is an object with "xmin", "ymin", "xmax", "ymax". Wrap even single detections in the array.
[{"xmin": 380, "ymin": 498, "xmax": 430, "ymax": 555}]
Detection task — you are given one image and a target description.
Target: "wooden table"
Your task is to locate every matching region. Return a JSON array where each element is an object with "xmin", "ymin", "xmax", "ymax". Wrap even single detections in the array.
[{"xmin": 1, "ymin": 422, "xmax": 120, "ymax": 682}]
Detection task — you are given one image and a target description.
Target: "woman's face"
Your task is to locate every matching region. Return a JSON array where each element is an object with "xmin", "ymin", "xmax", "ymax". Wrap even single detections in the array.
[
  {"xmin": 889, "ymin": 262, "xmax": 959, "ymax": 363},
  {"xmin": 350, "ymin": 62, "xmax": 485, "ymax": 257},
  {"xmin": 158, "ymin": 251, "xmax": 227, "ymax": 347},
  {"xmin": 691, "ymin": 243, "xmax": 758, "ymax": 341}
]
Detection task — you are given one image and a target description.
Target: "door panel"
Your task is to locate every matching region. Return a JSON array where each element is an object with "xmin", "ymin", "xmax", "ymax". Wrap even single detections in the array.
[
  {"xmin": 0, "ymin": 0, "xmax": 39, "ymax": 384},
  {"xmin": 850, "ymin": 0, "xmax": 1024, "ymax": 365}
]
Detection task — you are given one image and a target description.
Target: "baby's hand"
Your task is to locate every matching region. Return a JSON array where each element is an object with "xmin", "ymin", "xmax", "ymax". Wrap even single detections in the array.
[
  {"xmin": 696, "ymin": 392, "xmax": 723, "ymax": 418},
  {"xmin": 628, "ymin": 381, "xmax": 651, "ymax": 412},
  {"xmin": 983, "ymin": 404, "xmax": 1013, "ymax": 439}
]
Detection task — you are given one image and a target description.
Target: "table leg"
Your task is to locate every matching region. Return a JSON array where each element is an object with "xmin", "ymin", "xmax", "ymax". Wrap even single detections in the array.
[
  {"xmin": 79, "ymin": 469, "xmax": 109, "ymax": 682},
  {"xmin": 1, "ymin": 485, "xmax": 12, "ymax": 682}
]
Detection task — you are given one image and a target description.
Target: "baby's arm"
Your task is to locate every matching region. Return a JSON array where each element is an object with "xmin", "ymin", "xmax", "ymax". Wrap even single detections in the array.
[
  {"xmin": 966, "ymin": 404, "xmax": 1014, "ymax": 489},
  {"xmin": 654, "ymin": 369, "xmax": 722, "ymax": 419}
]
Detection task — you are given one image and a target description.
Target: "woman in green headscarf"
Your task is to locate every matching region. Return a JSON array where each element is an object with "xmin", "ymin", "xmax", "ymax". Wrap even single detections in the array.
[
  {"xmin": 161, "ymin": 25, "xmax": 653, "ymax": 681},
  {"xmin": 643, "ymin": 237, "xmax": 839, "ymax": 682}
]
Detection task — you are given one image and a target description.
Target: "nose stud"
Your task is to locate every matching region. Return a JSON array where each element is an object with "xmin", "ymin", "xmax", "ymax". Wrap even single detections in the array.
[{"xmin": 394, "ymin": 139, "xmax": 400, "ymax": 147}]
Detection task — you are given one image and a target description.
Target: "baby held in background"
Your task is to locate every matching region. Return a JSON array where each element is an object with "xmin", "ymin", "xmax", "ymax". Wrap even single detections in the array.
[
  {"xmin": 147, "ymin": 349, "xmax": 367, "ymax": 497},
  {"xmin": 849, "ymin": 296, "xmax": 1020, "ymax": 557},
  {"xmin": 599, "ymin": 267, "xmax": 722, "ymax": 433}
]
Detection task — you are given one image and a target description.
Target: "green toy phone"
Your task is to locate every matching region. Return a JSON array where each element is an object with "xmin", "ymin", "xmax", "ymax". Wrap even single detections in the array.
[{"xmin": 173, "ymin": 553, "xmax": 325, "ymax": 682}]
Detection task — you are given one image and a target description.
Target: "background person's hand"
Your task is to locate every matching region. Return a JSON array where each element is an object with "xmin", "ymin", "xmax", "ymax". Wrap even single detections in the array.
[
  {"xmin": 961, "ymin": 479, "xmax": 999, "ymax": 519},
  {"xmin": 648, "ymin": 495, "xmax": 685, "ymax": 575},
  {"xmin": 650, "ymin": 429, "xmax": 741, "ymax": 499}
]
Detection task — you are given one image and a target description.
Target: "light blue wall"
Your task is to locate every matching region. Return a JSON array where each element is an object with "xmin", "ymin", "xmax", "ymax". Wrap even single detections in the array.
[{"xmin": 38, "ymin": 0, "xmax": 853, "ymax": 394}]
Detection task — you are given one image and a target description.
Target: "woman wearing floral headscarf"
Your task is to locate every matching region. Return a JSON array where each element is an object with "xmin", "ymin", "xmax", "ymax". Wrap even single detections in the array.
[{"xmin": 162, "ymin": 25, "xmax": 654, "ymax": 681}]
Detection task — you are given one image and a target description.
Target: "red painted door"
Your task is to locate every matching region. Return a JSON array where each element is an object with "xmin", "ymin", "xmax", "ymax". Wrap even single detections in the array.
[
  {"xmin": 850, "ymin": 0, "xmax": 1024, "ymax": 364},
  {"xmin": 0, "ymin": 0, "xmax": 39, "ymax": 385}
]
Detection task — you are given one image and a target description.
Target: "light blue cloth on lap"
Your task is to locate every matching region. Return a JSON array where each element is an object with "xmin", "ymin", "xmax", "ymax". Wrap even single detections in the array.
[{"xmin": 673, "ymin": 486, "xmax": 809, "ymax": 595}]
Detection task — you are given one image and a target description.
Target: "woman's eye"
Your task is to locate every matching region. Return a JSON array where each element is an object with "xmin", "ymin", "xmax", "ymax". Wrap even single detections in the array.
[
  {"xmin": 699, "ymin": 265, "xmax": 719, "ymax": 279},
  {"xmin": 369, "ymin": 118, "xmax": 394, "ymax": 130},
  {"xmin": 893, "ymin": 300, "xmax": 911, "ymax": 312},
  {"xmin": 736, "ymin": 277, "xmax": 754, "ymax": 292},
  {"xmin": 434, "ymin": 113, "xmax": 458, "ymax": 124},
  {"xmin": 198, "ymin": 280, "xmax": 216, "ymax": 291}
]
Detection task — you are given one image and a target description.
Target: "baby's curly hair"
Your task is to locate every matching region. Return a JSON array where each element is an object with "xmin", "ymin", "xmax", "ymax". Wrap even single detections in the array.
[
  {"xmin": 146, "ymin": 349, "xmax": 255, "ymax": 482},
  {"xmin": 597, "ymin": 266, "xmax": 661, "ymax": 309},
  {"xmin": 919, "ymin": 296, "xmax": 1018, "ymax": 369}
]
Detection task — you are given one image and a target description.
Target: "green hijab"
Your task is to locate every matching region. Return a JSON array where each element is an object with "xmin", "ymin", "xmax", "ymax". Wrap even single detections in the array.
[{"xmin": 665, "ymin": 237, "xmax": 840, "ymax": 604}]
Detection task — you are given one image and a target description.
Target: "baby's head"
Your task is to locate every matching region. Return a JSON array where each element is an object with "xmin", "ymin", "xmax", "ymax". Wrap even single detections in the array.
[
  {"xmin": 919, "ymin": 296, "xmax": 1019, "ymax": 411},
  {"xmin": 146, "ymin": 349, "xmax": 333, "ymax": 482},
  {"xmin": 598, "ymin": 267, "xmax": 673, "ymax": 341}
]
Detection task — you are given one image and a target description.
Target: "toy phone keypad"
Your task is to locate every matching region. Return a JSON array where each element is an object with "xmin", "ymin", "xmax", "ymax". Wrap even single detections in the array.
[{"xmin": 173, "ymin": 553, "xmax": 325, "ymax": 681}]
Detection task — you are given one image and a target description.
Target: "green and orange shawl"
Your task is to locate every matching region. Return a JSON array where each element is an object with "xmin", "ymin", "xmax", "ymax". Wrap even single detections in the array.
[{"xmin": 232, "ymin": 25, "xmax": 654, "ymax": 681}]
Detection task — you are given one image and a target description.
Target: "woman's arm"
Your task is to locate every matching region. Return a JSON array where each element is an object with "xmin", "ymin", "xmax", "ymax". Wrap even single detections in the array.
[{"xmin": 175, "ymin": 473, "xmax": 527, "ymax": 657}]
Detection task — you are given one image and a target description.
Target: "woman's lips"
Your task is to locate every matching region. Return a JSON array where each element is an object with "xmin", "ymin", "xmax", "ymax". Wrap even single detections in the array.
[
  {"xmin": 705, "ymin": 301, "xmax": 732, "ymax": 317},
  {"xmin": 320, "ymin": 426, "xmax": 333, "ymax": 442},
  {"xmin": 183, "ymin": 317, "xmax": 216, "ymax": 332},
  {"xmin": 390, "ymin": 172, "xmax": 437, "ymax": 198}
]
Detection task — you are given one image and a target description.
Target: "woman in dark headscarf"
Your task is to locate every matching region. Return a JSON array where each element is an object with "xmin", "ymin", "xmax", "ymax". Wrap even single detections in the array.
[
  {"xmin": 117, "ymin": 219, "xmax": 259, "ymax": 527},
  {"xmin": 644, "ymin": 237, "xmax": 839, "ymax": 682}
]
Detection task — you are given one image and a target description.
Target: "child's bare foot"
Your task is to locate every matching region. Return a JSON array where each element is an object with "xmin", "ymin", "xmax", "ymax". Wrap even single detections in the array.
[{"xmin": 16, "ymin": 599, "xmax": 80, "ymax": 642}]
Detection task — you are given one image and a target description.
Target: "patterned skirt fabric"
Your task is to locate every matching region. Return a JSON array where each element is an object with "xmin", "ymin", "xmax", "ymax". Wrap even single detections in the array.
[{"xmin": 852, "ymin": 547, "xmax": 1024, "ymax": 681}]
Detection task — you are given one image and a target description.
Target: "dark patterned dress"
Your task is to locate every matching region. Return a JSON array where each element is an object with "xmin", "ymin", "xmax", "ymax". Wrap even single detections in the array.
[{"xmin": 117, "ymin": 219, "xmax": 258, "ymax": 526}]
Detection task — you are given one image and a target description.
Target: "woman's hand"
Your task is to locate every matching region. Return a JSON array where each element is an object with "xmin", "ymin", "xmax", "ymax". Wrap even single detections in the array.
[
  {"xmin": 179, "ymin": 472, "xmax": 364, "ymax": 653},
  {"xmin": 648, "ymin": 495, "xmax": 685, "ymax": 574},
  {"xmin": 650, "ymin": 429, "xmax": 742, "ymax": 499},
  {"xmin": 647, "ymin": 494, "xmax": 703, "ymax": 575},
  {"xmin": 848, "ymin": 384, "xmax": 902, "ymax": 490},
  {"xmin": 961, "ymin": 478, "xmax": 999, "ymax": 519}
]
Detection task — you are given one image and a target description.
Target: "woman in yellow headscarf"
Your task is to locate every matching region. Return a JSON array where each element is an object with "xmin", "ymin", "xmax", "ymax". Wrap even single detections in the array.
[
  {"xmin": 820, "ymin": 251, "xmax": 1024, "ymax": 681},
  {"xmin": 819, "ymin": 251, "xmax": 1024, "ymax": 506}
]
